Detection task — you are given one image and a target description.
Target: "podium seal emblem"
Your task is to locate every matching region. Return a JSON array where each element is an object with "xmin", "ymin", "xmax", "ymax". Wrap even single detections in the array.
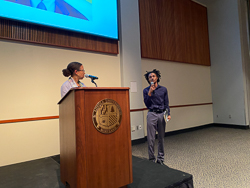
[{"xmin": 92, "ymin": 99, "xmax": 122, "ymax": 134}]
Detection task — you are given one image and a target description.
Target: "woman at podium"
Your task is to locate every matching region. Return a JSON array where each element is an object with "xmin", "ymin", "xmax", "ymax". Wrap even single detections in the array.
[{"xmin": 61, "ymin": 62, "xmax": 86, "ymax": 98}]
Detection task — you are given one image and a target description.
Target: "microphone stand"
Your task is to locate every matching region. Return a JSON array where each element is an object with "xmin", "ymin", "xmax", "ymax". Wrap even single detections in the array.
[{"xmin": 91, "ymin": 78, "xmax": 98, "ymax": 87}]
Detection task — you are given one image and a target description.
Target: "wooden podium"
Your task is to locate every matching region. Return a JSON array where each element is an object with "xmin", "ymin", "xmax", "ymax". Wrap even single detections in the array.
[{"xmin": 58, "ymin": 87, "xmax": 133, "ymax": 188}]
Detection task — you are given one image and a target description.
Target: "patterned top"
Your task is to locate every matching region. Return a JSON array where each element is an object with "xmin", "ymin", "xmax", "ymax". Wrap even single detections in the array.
[{"xmin": 61, "ymin": 77, "xmax": 86, "ymax": 98}]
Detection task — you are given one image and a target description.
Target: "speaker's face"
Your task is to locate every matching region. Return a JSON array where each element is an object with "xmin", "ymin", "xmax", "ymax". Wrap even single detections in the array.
[
  {"xmin": 76, "ymin": 65, "xmax": 85, "ymax": 80},
  {"xmin": 148, "ymin": 73, "xmax": 158, "ymax": 84}
]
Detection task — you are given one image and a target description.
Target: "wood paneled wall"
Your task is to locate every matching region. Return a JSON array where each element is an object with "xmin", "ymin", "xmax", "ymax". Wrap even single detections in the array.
[
  {"xmin": 0, "ymin": 18, "xmax": 118, "ymax": 54},
  {"xmin": 139, "ymin": 0, "xmax": 211, "ymax": 66}
]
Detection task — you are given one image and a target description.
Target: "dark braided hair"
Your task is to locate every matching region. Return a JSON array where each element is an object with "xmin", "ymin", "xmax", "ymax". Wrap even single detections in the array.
[
  {"xmin": 62, "ymin": 62, "xmax": 82, "ymax": 77},
  {"xmin": 144, "ymin": 69, "xmax": 161, "ymax": 84}
]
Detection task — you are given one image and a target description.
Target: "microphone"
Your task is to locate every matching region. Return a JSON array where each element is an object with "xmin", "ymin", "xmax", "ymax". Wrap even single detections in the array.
[
  {"xmin": 85, "ymin": 74, "xmax": 98, "ymax": 80},
  {"xmin": 151, "ymin": 82, "xmax": 155, "ymax": 94}
]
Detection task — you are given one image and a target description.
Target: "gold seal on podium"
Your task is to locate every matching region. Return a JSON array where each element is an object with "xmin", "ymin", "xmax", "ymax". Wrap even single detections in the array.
[{"xmin": 92, "ymin": 99, "xmax": 122, "ymax": 134}]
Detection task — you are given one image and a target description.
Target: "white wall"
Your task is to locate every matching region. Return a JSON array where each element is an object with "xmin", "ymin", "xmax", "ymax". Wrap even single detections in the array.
[
  {"xmin": 238, "ymin": 0, "xmax": 250, "ymax": 126},
  {"xmin": 141, "ymin": 59, "xmax": 213, "ymax": 134},
  {"xmin": 207, "ymin": 0, "xmax": 247, "ymax": 125},
  {"xmin": 0, "ymin": 40, "xmax": 120, "ymax": 166},
  {"xmin": 0, "ymin": 0, "xmax": 220, "ymax": 166},
  {"xmin": 119, "ymin": 0, "xmax": 145, "ymax": 140},
  {"xmin": 0, "ymin": 120, "xmax": 60, "ymax": 166}
]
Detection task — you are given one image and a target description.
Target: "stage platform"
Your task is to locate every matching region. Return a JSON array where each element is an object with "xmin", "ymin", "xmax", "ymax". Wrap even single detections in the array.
[
  {"xmin": 0, "ymin": 155, "xmax": 193, "ymax": 188},
  {"xmin": 129, "ymin": 156, "xmax": 193, "ymax": 188}
]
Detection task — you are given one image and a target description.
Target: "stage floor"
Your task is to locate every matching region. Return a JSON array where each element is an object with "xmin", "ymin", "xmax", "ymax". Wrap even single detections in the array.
[
  {"xmin": 129, "ymin": 156, "xmax": 193, "ymax": 188},
  {"xmin": 0, "ymin": 155, "xmax": 193, "ymax": 188}
]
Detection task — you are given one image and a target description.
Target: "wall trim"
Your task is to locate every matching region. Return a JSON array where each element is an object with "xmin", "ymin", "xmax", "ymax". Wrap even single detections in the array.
[
  {"xmin": 130, "ymin": 102, "xmax": 213, "ymax": 112},
  {"xmin": 0, "ymin": 102, "xmax": 213, "ymax": 124},
  {"xmin": 212, "ymin": 123, "xmax": 249, "ymax": 130},
  {"xmin": 0, "ymin": 116, "xmax": 59, "ymax": 124}
]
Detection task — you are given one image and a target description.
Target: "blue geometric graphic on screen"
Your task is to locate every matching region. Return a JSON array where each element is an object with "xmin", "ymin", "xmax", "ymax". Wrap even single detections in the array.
[{"xmin": 4, "ymin": 0, "xmax": 90, "ymax": 20}]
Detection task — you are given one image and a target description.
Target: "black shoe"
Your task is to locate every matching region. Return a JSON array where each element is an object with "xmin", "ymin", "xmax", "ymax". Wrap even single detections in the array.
[
  {"xmin": 149, "ymin": 159, "xmax": 156, "ymax": 163},
  {"xmin": 157, "ymin": 160, "xmax": 166, "ymax": 166}
]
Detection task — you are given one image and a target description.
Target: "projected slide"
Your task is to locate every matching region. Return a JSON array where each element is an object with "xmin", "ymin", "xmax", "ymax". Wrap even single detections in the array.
[{"xmin": 0, "ymin": 0, "xmax": 118, "ymax": 39}]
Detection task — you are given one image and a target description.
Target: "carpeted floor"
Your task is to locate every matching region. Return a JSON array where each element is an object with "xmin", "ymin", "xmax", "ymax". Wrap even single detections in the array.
[{"xmin": 132, "ymin": 127, "xmax": 250, "ymax": 188}]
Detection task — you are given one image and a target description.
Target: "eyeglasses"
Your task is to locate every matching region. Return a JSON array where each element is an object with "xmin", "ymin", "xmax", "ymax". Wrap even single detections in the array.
[{"xmin": 78, "ymin": 69, "xmax": 85, "ymax": 72}]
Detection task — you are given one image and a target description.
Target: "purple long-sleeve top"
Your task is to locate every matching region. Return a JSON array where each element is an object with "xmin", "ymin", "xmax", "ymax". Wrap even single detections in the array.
[{"xmin": 143, "ymin": 85, "xmax": 170, "ymax": 115}]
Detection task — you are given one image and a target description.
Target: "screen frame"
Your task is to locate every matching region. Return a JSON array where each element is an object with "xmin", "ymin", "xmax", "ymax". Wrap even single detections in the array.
[{"xmin": 0, "ymin": 0, "xmax": 119, "ymax": 40}]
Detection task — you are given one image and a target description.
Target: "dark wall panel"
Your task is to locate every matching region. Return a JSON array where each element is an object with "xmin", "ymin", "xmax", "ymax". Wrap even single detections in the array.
[
  {"xmin": 0, "ymin": 18, "xmax": 118, "ymax": 54},
  {"xmin": 192, "ymin": 3, "xmax": 211, "ymax": 66},
  {"xmin": 139, "ymin": 0, "xmax": 211, "ymax": 66}
]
